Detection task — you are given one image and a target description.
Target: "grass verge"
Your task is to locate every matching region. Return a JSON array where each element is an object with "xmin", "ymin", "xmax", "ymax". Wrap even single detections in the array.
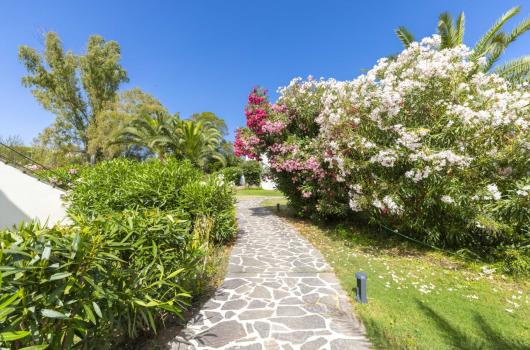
[
  {"xmin": 261, "ymin": 198, "xmax": 530, "ymax": 350},
  {"xmin": 236, "ymin": 188, "xmax": 284, "ymax": 197}
]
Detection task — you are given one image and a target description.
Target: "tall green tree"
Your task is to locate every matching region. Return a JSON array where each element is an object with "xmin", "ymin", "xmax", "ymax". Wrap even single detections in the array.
[
  {"xmin": 395, "ymin": 6, "xmax": 530, "ymax": 83},
  {"xmin": 19, "ymin": 32, "xmax": 128, "ymax": 161}
]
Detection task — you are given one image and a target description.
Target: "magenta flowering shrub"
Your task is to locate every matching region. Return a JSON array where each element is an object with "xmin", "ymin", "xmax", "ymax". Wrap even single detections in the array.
[{"xmin": 236, "ymin": 36, "xmax": 530, "ymax": 259}]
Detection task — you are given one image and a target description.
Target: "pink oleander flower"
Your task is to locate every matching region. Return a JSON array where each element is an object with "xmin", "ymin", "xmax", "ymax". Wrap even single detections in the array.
[
  {"xmin": 262, "ymin": 120, "xmax": 286, "ymax": 134},
  {"xmin": 271, "ymin": 103, "xmax": 288, "ymax": 113},
  {"xmin": 268, "ymin": 143, "xmax": 298, "ymax": 154},
  {"xmin": 27, "ymin": 164, "xmax": 42, "ymax": 171},
  {"xmin": 248, "ymin": 87, "xmax": 268, "ymax": 105},
  {"xmin": 302, "ymin": 191, "xmax": 312, "ymax": 198},
  {"xmin": 69, "ymin": 168, "xmax": 78, "ymax": 175},
  {"xmin": 234, "ymin": 128, "xmax": 261, "ymax": 159}
]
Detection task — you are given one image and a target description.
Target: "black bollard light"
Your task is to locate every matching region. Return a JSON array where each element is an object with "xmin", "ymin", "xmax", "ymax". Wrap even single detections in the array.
[
  {"xmin": 277, "ymin": 203, "xmax": 280, "ymax": 212},
  {"xmin": 355, "ymin": 272, "xmax": 367, "ymax": 304}
]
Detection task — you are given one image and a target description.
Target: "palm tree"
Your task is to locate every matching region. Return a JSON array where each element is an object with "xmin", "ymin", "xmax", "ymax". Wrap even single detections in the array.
[
  {"xmin": 395, "ymin": 6, "xmax": 530, "ymax": 83},
  {"xmin": 114, "ymin": 110, "xmax": 175, "ymax": 159},
  {"xmin": 159, "ymin": 119, "xmax": 226, "ymax": 168},
  {"xmin": 116, "ymin": 107, "xmax": 227, "ymax": 168}
]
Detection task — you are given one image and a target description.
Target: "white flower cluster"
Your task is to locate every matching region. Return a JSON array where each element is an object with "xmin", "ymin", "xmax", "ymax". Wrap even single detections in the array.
[
  {"xmin": 486, "ymin": 184, "xmax": 502, "ymax": 201},
  {"xmin": 441, "ymin": 195, "xmax": 455, "ymax": 204},
  {"xmin": 369, "ymin": 149, "xmax": 398, "ymax": 167},
  {"xmin": 516, "ymin": 185, "xmax": 530, "ymax": 197},
  {"xmin": 404, "ymin": 167, "xmax": 432, "ymax": 183},
  {"xmin": 274, "ymin": 34, "xmax": 529, "ymax": 229},
  {"xmin": 383, "ymin": 195, "xmax": 403, "ymax": 215}
]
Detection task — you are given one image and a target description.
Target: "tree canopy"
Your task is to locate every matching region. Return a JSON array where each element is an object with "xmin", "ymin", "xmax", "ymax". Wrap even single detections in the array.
[{"xmin": 19, "ymin": 32, "xmax": 128, "ymax": 160}]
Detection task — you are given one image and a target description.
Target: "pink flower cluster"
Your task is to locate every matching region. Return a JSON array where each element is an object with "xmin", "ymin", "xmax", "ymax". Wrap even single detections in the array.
[
  {"xmin": 269, "ymin": 143, "xmax": 298, "ymax": 154},
  {"xmin": 234, "ymin": 128, "xmax": 261, "ymax": 159},
  {"xmin": 271, "ymin": 103, "xmax": 288, "ymax": 113},
  {"xmin": 245, "ymin": 87, "xmax": 270, "ymax": 135},
  {"xmin": 270, "ymin": 156, "xmax": 325, "ymax": 180},
  {"xmin": 262, "ymin": 120, "xmax": 286, "ymax": 134},
  {"xmin": 248, "ymin": 88, "xmax": 267, "ymax": 105}
]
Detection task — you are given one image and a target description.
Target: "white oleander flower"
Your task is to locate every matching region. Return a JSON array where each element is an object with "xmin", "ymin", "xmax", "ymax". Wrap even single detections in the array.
[{"xmin": 441, "ymin": 195, "xmax": 454, "ymax": 204}]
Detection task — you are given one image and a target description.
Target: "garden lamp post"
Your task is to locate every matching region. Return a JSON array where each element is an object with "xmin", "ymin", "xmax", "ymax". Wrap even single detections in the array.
[{"xmin": 356, "ymin": 272, "xmax": 367, "ymax": 304}]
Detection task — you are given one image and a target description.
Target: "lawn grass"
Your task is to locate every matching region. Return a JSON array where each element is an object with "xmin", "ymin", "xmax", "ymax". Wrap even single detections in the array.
[
  {"xmin": 236, "ymin": 188, "xmax": 284, "ymax": 197},
  {"xmin": 261, "ymin": 198, "xmax": 530, "ymax": 350}
]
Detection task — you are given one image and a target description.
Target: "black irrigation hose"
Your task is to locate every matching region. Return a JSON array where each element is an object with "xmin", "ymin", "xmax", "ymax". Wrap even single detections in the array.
[{"xmin": 376, "ymin": 222, "xmax": 484, "ymax": 263}]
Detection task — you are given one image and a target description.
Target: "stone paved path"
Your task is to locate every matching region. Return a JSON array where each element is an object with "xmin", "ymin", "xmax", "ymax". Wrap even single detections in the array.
[{"xmin": 169, "ymin": 199, "xmax": 370, "ymax": 350}]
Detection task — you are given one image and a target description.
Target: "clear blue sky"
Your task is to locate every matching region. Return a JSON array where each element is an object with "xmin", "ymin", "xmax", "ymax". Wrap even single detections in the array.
[{"xmin": 1, "ymin": 0, "xmax": 528, "ymax": 143}]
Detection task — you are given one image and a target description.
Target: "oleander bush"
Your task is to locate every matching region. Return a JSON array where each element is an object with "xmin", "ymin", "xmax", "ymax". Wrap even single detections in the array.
[
  {"xmin": 0, "ymin": 158, "xmax": 236, "ymax": 348},
  {"xmin": 235, "ymin": 35, "xmax": 530, "ymax": 270},
  {"xmin": 36, "ymin": 165, "xmax": 85, "ymax": 189},
  {"xmin": 67, "ymin": 159, "xmax": 202, "ymax": 217}
]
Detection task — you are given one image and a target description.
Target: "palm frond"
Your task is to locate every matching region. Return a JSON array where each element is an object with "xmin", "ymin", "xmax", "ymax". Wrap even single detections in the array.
[
  {"xmin": 455, "ymin": 12, "xmax": 465, "ymax": 46},
  {"xmin": 494, "ymin": 56, "xmax": 530, "ymax": 84},
  {"xmin": 508, "ymin": 16, "xmax": 530, "ymax": 44},
  {"xmin": 438, "ymin": 12, "xmax": 454, "ymax": 49},
  {"xmin": 483, "ymin": 32, "xmax": 509, "ymax": 71},
  {"xmin": 210, "ymin": 152, "xmax": 227, "ymax": 168},
  {"xmin": 395, "ymin": 26, "xmax": 416, "ymax": 48},
  {"xmin": 471, "ymin": 6, "xmax": 520, "ymax": 60}
]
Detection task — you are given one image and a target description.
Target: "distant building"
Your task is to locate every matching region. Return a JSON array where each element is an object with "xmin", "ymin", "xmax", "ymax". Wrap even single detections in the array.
[
  {"xmin": 259, "ymin": 154, "xmax": 276, "ymax": 190},
  {"xmin": 242, "ymin": 154, "xmax": 276, "ymax": 189}
]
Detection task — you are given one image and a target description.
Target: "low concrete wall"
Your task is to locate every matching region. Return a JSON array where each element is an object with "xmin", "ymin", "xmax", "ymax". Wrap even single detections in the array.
[{"xmin": 0, "ymin": 160, "xmax": 69, "ymax": 229}]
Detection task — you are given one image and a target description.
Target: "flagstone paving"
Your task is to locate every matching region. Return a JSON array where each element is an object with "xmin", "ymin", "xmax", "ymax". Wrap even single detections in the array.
[{"xmin": 169, "ymin": 198, "xmax": 370, "ymax": 350}]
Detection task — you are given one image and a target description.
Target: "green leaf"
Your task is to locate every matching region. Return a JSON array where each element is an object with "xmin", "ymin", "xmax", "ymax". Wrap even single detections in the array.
[
  {"xmin": 19, "ymin": 345, "xmax": 49, "ymax": 350},
  {"xmin": 471, "ymin": 6, "xmax": 520, "ymax": 60},
  {"xmin": 41, "ymin": 244, "xmax": 51, "ymax": 260},
  {"xmin": 41, "ymin": 309, "xmax": 68, "ymax": 319},
  {"xmin": 0, "ymin": 293, "xmax": 20, "ymax": 310},
  {"xmin": 92, "ymin": 301, "xmax": 102, "ymax": 318},
  {"xmin": 71, "ymin": 232, "xmax": 81, "ymax": 258},
  {"xmin": 0, "ymin": 330, "xmax": 30, "ymax": 341},
  {"xmin": 48, "ymin": 272, "xmax": 72, "ymax": 281},
  {"xmin": 83, "ymin": 304, "xmax": 96, "ymax": 325},
  {"xmin": 167, "ymin": 268, "xmax": 185, "ymax": 279},
  {"xmin": 0, "ymin": 307, "xmax": 15, "ymax": 321}
]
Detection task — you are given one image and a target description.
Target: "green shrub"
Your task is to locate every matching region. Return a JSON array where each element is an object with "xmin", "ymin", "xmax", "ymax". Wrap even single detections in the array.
[
  {"xmin": 178, "ymin": 175, "xmax": 236, "ymax": 244},
  {"xmin": 240, "ymin": 160, "xmax": 262, "ymax": 186},
  {"xmin": 0, "ymin": 212, "xmax": 193, "ymax": 349},
  {"xmin": 37, "ymin": 164, "xmax": 85, "ymax": 189},
  {"xmin": 67, "ymin": 159, "xmax": 202, "ymax": 217},
  {"xmin": 221, "ymin": 166, "xmax": 243, "ymax": 185},
  {"xmin": 500, "ymin": 247, "xmax": 530, "ymax": 276},
  {"xmin": 0, "ymin": 158, "xmax": 236, "ymax": 348}
]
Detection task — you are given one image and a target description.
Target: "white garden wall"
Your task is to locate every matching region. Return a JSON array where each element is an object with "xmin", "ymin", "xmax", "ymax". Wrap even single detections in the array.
[{"xmin": 0, "ymin": 160, "xmax": 69, "ymax": 229}]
